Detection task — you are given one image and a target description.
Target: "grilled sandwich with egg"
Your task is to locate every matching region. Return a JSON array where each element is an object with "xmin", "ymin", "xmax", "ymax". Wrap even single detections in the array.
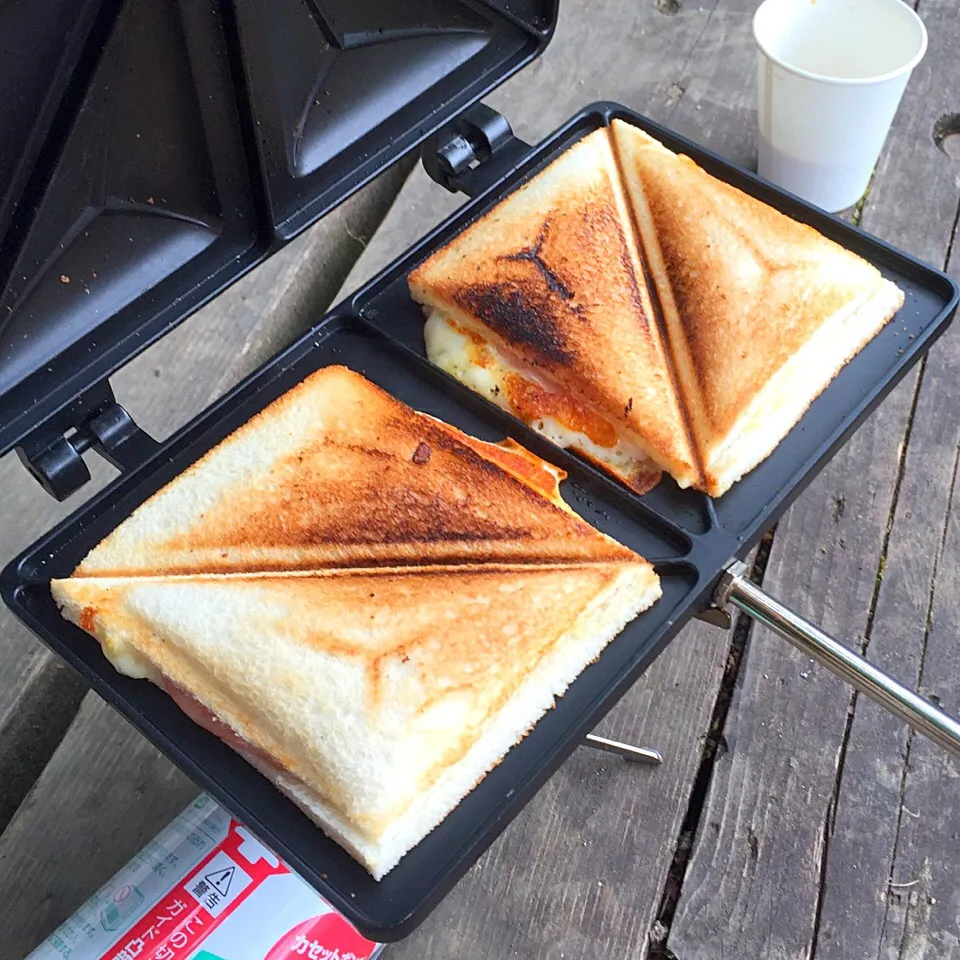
[{"xmin": 410, "ymin": 122, "xmax": 905, "ymax": 499}]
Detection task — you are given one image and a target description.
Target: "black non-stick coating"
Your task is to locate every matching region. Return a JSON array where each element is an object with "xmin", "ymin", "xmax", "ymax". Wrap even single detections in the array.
[
  {"xmin": 0, "ymin": 0, "xmax": 554, "ymax": 459},
  {"xmin": 2, "ymin": 103, "xmax": 957, "ymax": 940}
]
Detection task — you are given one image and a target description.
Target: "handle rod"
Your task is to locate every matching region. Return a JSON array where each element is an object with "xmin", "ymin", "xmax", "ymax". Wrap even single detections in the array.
[{"xmin": 718, "ymin": 564, "xmax": 960, "ymax": 759}]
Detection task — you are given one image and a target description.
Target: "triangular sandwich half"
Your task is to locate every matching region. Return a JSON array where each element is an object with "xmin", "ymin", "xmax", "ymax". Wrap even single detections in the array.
[
  {"xmin": 612, "ymin": 120, "xmax": 905, "ymax": 497},
  {"xmin": 74, "ymin": 365, "xmax": 635, "ymax": 577},
  {"xmin": 53, "ymin": 561, "xmax": 660, "ymax": 880},
  {"xmin": 408, "ymin": 128, "xmax": 700, "ymax": 494}
]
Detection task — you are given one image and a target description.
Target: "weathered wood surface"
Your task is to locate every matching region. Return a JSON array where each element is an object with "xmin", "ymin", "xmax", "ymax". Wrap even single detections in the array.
[
  {"xmin": 0, "ymin": 698, "xmax": 197, "ymax": 960},
  {"xmin": 811, "ymin": 1, "xmax": 960, "ymax": 953},
  {"xmin": 666, "ymin": 0, "xmax": 960, "ymax": 956},
  {"xmin": 0, "ymin": 0, "xmax": 744, "ymax": 953}
]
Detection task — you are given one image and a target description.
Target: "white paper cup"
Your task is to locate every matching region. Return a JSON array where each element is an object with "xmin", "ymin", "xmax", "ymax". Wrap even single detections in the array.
[{"xmin": 754, "ymin": 0, "xmax": 927, "ymax": 212}]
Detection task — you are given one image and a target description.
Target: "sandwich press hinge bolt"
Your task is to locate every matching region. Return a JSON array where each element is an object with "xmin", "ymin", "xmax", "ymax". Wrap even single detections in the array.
[
  {"xmin": 694, "ymin": 560, "xmax": 748, "ymax": 629},
  {"xmin": 16, "ymin": 385, "xmax": 160, "ymax": 500},
  {"xmin": 422, "ymin": 103, "xmax": 531, "ymax": 198}
]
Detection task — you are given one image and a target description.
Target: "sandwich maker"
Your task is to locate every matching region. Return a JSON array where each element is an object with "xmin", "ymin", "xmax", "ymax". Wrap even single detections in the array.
[{"xmin": 1, "ymin": 0, "xmax": 958, "ymax": 941}]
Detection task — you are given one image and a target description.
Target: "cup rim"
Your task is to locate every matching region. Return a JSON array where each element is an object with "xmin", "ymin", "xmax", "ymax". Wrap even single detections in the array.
[{"xmin": 752, "ymin": 0, "xmax": 928, "ymax": 87}]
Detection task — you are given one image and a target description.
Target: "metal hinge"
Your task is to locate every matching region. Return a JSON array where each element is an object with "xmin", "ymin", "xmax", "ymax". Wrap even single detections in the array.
[
  {"xmin": 16, "ymin": 380, "xmax": 159, "ymax": 501},
  {"xmin": 421, "ymin": 103, "xmax": 532, "ymax": 199}
]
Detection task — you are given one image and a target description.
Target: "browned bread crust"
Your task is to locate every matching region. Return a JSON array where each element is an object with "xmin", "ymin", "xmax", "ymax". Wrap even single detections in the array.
[
  {"xmin": 75, "ymin": 365, "xmax": 636, "ymax": 577},
  {"xmin": 411, "ymin": 121, "xmax": 904, "ymax": 499},
  {"xmin": 612, "ymin": 120, "xmax": 904, "ymax": 495},
  {"xmin": 54, "ymin": 366, "xmax": 660, "ymax": 880}
]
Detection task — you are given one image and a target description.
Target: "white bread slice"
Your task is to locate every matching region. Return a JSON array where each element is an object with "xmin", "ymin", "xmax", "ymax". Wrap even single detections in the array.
[
  {"xmin": 52, "ymin": 562, "xmax": 660, "ymax": 879},
  {"xmin": 701, "ymin": 278, "xmax": 904, "ymax": 493}
]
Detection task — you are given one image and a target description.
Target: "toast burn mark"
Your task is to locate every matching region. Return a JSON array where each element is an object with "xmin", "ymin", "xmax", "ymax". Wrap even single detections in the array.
[
  {"xmin": 503, "ymin": 220, "xmax": 581, "ymax": 306},
  {"xmin": 455, "ymin": 282, "xmax": 573, "ymax": 364}
]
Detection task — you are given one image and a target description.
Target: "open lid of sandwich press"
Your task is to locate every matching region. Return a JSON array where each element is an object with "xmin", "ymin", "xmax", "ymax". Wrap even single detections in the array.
[{"xmin": 0, "ymin": 0, "xmax": 557, "ymax": 489}]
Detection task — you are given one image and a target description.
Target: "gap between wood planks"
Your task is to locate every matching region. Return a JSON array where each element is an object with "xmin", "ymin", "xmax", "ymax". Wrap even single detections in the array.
[
  {"xmin": 648, "ymin": 532, "xmax": 774, "ymax": 960},
  {"xmin": 647, "ymin": 185, "xmax": 960, "ymax": 960}
]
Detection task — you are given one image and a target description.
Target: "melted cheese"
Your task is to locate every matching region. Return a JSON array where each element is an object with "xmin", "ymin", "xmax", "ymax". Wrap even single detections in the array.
[
  {"xmin": 102, "ymin": 634, "xmax": 159, "ymax": 681},
  {"xmin": 424, "ymin": 310, "xmax": 657, "ymax": 478},
  {"xmin": 421, "ymin": 411, "xmax": 570, "ymax": 510}
]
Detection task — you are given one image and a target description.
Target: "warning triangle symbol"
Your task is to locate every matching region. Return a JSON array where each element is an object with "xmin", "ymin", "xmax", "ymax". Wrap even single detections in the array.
[{"xmin": 204, "ymin": 865, "xmax": 235, "ymax": 899}]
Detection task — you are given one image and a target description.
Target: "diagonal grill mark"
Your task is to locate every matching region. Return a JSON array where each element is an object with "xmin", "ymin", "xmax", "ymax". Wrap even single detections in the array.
[
  {"xmin": 606, "ymin": 124, "xmax": 705, "ymax": 481},
  {"xmin": 65, "ymin": 558, "xmax": 640, "ymax": 585}
]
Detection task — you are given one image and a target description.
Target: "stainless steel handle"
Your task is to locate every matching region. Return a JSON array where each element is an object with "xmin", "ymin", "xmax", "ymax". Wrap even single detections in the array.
[{"xmin": 717, "ymin": 561, "xmax": 960, "ymax": 759}]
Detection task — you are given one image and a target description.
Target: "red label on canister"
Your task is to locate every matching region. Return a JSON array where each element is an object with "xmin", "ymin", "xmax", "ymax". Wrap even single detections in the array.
[{"xmin": 264, "ymin": 915, "xmax": 379, "ymax": 960}]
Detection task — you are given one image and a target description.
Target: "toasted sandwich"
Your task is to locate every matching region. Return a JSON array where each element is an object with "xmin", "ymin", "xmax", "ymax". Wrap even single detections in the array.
[
  {"xmin": 52, "ymin": 366, "xmax": 661, "ymax": 880},
  {"xmin": 408, "ymin": 129, "xmax": 701, "ymax": 495},
  {"xmin": 611, "ymin": 120, "xmax": 905, "ymax": 496}
]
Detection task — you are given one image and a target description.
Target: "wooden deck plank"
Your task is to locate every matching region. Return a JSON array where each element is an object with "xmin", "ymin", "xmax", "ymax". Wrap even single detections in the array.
[
  {"xmin": 0, "ymin": 170, "xmax": 407, "ymax": 843},
  {"xmin": 667, "ymin": 384, "xmax": 916, "ymax": 960},
  {"xmin": 885, "ymin": 412, "xmax": 960, "ymax": 958},
  {"xmin": 655, "ymin": 0, "xmax": 761, "ymax": 170},
  {"xmin": 666, "ymin": 0, "xmax": 960, "ymax": 956},
  {"xmin": 816, "ymin": 270, "xmax": 960, "ymax": 960},
  {"xmin": 811, "ymin": 3, "xmax": 960, "ymax": 950},
  {"xmin": 0, "ymin": 697, "xmax": 197, "ymax": 960},
  {"xmin": 1, "ymin": 0, "xmax": 742, "ymax": 953}
]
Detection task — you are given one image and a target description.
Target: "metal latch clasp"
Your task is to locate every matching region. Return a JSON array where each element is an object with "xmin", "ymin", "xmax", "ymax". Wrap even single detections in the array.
[
  {"xmin": 16, "ymin": 381, "xmax": 159, "ymax": 500},
  {"xmin": 422, "ymin": 103, "xmax": 531, "ymax": 198}
]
